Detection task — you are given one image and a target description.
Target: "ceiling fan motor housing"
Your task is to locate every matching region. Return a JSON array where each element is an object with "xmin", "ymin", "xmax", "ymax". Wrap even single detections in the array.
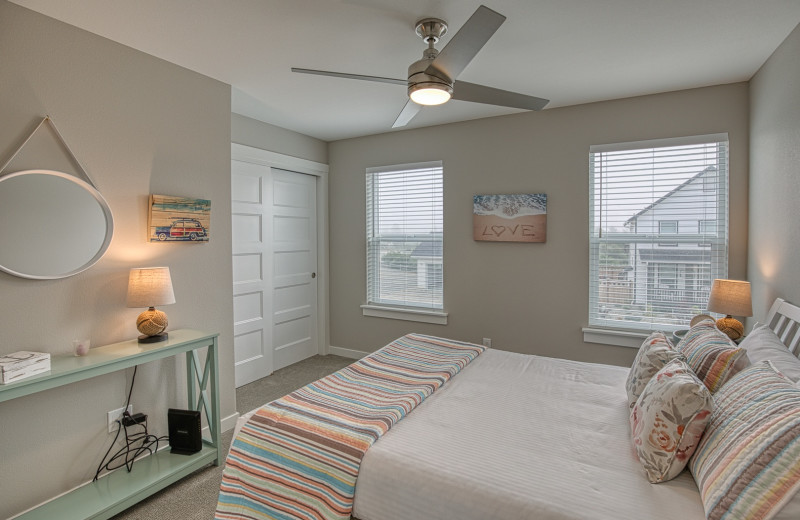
[
  {"xmin": 407, "ymin": 54, "xmax": 453, "ymax": 95},
  {"xmin": 408, "ymin": 17, "xmax": 453, "ymax": 102}
]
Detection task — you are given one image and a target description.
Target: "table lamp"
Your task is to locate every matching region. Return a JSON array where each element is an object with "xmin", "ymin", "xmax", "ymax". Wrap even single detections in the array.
[
  {"xmin": 127, "ymin": 267, "xmax": 176, "ymax": 343},
  {"xmin": 707, "ymin": 279, "xmax": 752, "ymax": 341}
]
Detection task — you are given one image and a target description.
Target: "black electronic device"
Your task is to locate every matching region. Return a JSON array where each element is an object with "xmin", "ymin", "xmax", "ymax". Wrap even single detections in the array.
[
  {"xmin": 122, "ymin": 412, "xmax": 148, "ymax": 427},
  {"xmin": 167, "ymin": 408, "xmax": 202, "ymax": 455}
]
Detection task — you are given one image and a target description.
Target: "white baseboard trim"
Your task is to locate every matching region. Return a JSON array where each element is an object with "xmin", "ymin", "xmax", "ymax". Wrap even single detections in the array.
[
  {"xmin": 202, "ymin": 411, "xmax": 240, "ymax": 436},
  {"xmin": 328, "ymin": 345, "xmax": 369, "ymax": 359},
  {"xmin": 221, "ymin": 411, "xmax": 240, "ymax": 432}
]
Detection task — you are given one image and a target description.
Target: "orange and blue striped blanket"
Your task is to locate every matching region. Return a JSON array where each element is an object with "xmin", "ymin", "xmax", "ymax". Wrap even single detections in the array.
[{"xmin": 216, "ymin": 333, "xmax": 485, "ymax": 520}]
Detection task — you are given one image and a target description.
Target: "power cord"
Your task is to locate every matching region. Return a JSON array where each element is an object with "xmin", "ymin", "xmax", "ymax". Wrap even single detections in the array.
[{"xmin": 93, "ymin": 366, "xmax": 169, "ymax": 481}]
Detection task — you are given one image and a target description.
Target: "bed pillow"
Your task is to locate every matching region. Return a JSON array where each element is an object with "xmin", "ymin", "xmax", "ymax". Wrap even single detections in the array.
[
  {"xmin": 630, "ymin": 358, "xmax": 713, "ymax": 484},
  {"xmin": 675, "ymin": 320, "xmax": 745, "ymax": 393},
  {"xmin": 739, "ymin": 324, "xmax": 800, "ymax": 382},
  {"xmin": 690, "ymin": 361, "xmax": 800, "ymax": 520},
  {"xmin": 626, "ymin": 332, "xmax": 684, "ymax": 408}
]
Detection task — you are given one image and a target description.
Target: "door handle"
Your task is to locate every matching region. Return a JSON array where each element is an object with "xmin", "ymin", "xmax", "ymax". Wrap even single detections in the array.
[{"xmin": 311, "ymin": 272, "xmax": 316, "ymax": 278}]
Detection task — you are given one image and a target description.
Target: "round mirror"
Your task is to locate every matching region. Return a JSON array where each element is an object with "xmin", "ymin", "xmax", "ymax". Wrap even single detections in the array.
[{"xmin": 0, "ymin": 170, "xmax": 114, "ymax": 279}]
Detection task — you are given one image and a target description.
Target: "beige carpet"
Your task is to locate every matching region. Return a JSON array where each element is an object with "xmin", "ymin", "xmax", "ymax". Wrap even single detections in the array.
[{"xmin": 111, "ymin": 354, "xmax": 354, "ymax": 519}]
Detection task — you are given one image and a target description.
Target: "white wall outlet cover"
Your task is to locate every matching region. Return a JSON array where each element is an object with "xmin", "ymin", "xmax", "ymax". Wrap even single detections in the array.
[
  {"xmin": 482, "ymin": 338, "xmax": 492, "ymax": 348},
  {"xmin": 107, "ymin": 405, "xmax": 133, "ymax": 433}
]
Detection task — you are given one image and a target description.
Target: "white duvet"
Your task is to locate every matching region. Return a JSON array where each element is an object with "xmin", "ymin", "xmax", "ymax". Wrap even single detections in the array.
[{"xmin": 352, "ymin": 348, "xmax": 706, "ymax": 520}]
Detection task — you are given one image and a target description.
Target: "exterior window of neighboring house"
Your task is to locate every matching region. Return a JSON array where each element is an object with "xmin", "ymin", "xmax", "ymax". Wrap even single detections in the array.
[
  {"xmin": 699, "ymin": 219, "xmax": 716, "ymax": 234},
  {"xmin": 588, "ymin": 134, "xmax": 729, "ymax": 332},
  {"xmin": 364, "ymin": 162, "xmax": 444, "ymax": 320},
  {"xmin": 655, "ymin": 264, "xmax": 678, "ymax": 289},
  {"xmin": 659, "ymin": 221, "xmax": 678, "ymax": 234},
  {"xmin": 658, "ymin": 220, "xmax": 679, "ymax": 246}
]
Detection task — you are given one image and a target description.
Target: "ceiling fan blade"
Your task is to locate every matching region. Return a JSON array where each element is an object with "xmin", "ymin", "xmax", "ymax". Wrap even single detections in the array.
[
  {"xmin": 425, "ymin": 5, "xmax": 505, "ymax": 80},
  {"xmin": 453, "ymin": 81, "xmax": 549, "ymax": 111},
  {"xmin": 291, "ymin": 68, "xmax": 406, "ymax": 86},
  {"xmin": 392, "ymin": 100, "xmax": 423, "ymax": 128}
]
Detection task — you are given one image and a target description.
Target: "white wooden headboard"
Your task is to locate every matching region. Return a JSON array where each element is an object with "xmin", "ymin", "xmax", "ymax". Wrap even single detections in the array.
[{"xmin": 764, "ymin": 298, "xmax": 800, "ymax": 356}]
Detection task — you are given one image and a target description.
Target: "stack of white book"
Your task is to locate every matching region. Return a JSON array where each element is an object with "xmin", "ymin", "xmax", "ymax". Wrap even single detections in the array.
[{"xmin": 0, "ymin": 351, "xmax": 51, "ymax": 384}]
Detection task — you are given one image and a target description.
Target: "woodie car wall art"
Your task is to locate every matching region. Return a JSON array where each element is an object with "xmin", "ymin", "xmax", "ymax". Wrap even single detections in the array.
[
  {"xmin": 473, "ymin": 194, "xmax": 547, "ymax": 243},
  {"xmin": 148, "ymin": 194, "xmax": 211, "ymax": 242}
]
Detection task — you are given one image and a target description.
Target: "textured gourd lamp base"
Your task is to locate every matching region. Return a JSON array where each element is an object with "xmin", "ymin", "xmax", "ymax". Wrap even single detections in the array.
[
  {"xmin": 136, "ymin": 307, "xmax": 169, "ymax": 343},
  {"xmin": 716, "ymin": 315, "xmax": 744, "ymax": 341}
]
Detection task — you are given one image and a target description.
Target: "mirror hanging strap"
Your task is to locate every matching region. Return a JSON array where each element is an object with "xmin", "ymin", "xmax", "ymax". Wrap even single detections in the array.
[{"xmin": 0, "ymin": 115, "xmax": 99, "ymax": 189}]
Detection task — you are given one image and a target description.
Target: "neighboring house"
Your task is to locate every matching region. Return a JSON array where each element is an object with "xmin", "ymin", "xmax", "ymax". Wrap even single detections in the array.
[
  {"xmin": 623, "ymin": 166, "xmax": 721, "ymax": 313},
  {"xmin": 410, "ymin": 240, "xmax": 443, "ymax": 289}
]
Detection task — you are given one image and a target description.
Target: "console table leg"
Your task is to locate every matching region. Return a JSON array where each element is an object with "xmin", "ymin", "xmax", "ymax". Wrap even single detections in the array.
[{"xmin": 208, "ymin": 337, "xmax": 221, "ymax": 465}]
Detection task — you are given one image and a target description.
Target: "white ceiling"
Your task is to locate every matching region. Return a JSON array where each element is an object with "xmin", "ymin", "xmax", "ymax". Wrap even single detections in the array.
[{"xmin": 11, "ymin": 0, "xmax": 800, "ymax": 142}]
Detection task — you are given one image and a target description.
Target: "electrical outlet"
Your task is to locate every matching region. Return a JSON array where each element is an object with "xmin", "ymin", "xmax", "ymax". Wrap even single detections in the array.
[
  {"xmin": 107, "ymin": 405, "xmax": 133, "ymax": 433},
  {"xmin": 482, "ymin": 338, "xmax": 492, "ymax": 348}
]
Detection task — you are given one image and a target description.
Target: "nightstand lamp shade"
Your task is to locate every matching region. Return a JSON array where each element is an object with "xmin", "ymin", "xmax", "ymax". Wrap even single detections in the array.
[
  {"xmin": 127, "ymin": 267, "xmax": 176, "ymax": 343},
  {"xmin": 707, "ymin": 279, "xmax": 752, "ymax": 341}
]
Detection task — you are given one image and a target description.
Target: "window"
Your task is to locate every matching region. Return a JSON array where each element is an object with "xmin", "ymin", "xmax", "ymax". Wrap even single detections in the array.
[
  {"xmin": 658, "ymin": 220, "xmax": 679, "ymax": 246},
  {"xmin": 659, "ymin": 221, "xmax": 678, "ymax": 234},
  {"xmin": 699, "ymin": 219, "xmax": 716, "ymax": 234},
  {"xmin": 655, "ymin": 264, "xmax": 678, "ymax": 289},
  {"xmin": 364, "ymin": 162, "xmax": 444, "ymax": 321},
  {"xmin": 589, "ymin": 134, "xmax": 728, "ymax": 332}
]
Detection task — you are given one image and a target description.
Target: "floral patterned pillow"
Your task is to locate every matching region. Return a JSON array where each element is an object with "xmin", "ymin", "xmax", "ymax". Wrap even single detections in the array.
[
  {"xmin": 630, "ymin": 358, "xmax": 713, "ymax": 483},
  {"xmin": 626, "ymin": 332, "xmax": 685, "ymax": 408}
]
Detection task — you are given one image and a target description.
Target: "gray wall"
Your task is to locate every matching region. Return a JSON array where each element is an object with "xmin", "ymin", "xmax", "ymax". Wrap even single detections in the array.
[
  {"xmin": 232, "ymin": 112, "xmax": 328, "ymax": 164},
  {"xmin": 328, "ymin": 83, "xmax": 749, "ymax": 367},
  {"xmin": 0, "ymin": 3, "xmax": 234, "ymax": 517},
  {"xmin": 748, "ymin": 22, "xmax": 800, "ymax": 322}
]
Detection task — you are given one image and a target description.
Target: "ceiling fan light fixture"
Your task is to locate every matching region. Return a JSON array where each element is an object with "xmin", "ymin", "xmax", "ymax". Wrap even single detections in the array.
[{"xmin": 408, "ymin": 83, "xmax": 453, "ymax": 106}]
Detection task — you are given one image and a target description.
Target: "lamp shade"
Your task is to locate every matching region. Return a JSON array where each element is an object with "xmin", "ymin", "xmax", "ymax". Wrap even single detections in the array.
[
  {"xmin": 126, "ymin": 267, "xmax": 176, "ymax": 308},
  {"xmin": 707, "ymin": 279, "xmax": 752, "ymax": 317}
]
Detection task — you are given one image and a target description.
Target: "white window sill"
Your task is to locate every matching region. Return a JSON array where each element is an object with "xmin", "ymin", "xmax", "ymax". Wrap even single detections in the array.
[
  {"xmin": 582, "ymin": 327, "xmax": 649, "ymax": 348},
  {"xmin": 361, "ymin": 304, "xmax": 448, "ymax": 325}
]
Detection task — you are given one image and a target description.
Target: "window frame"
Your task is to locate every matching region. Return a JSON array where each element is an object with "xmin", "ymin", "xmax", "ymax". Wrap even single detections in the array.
[
  {"xmin": 658, "ymin": 221, "xmax": 678, "ymax": 234},
  {"xmin": 586, "ymin": 134, "xmax": 729, "ymax": 344},
  {"xmin": 362, "ymin": 161, "xmax": 447, "ymax": 325}
]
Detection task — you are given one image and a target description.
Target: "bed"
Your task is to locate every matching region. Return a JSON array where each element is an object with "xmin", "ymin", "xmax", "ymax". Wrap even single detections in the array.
[{"xmin": 220, "ymin": 298, "xmax": 800, "ymax": 520}]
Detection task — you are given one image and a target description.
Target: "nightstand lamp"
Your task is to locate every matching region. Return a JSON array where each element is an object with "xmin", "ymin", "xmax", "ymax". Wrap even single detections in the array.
[
  {"xmin": 707, "ymin": 279, "xmax": 752, "ymax": 341},
  {"xmin": 127, "ymin": 267, "xmax": 176, "ymax": 343}
]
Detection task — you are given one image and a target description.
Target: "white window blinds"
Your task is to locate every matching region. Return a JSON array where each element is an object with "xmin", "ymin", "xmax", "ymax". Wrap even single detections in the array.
[
  {"xmin": 366, "ymin": 162, "xmax": 443, "ymax": 310},
  {"xmin": 589, "ymin": 134, "xmax": 728, "ymax": 331}
]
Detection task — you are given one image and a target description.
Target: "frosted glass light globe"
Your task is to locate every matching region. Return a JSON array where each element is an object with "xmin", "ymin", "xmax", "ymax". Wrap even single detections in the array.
[{"xmin": 409, "ymin": 87, "xmax": 451, "ymax": 106}]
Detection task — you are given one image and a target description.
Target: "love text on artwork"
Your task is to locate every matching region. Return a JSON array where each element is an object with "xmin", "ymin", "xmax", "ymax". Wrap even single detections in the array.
[{"xmin": 481, "ymin": 225, "xmax": 537, "ymax": 237}]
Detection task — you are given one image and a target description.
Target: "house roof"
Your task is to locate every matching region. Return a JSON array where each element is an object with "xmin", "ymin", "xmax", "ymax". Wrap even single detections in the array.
[
  {"xmin": 624, "ymin": 166, "xmax": 717, "ymax": 227},
  {"xmin": 411, "ymin": 241, "xmax": 442, "ymax": 258},
  {"xmin": 638, "ymin": 249, "xmax": 711, "ymax": 263}
]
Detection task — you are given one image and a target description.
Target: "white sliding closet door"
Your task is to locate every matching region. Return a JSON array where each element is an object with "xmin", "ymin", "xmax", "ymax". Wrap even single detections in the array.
[
  {"xmin": 232, "ymin": 157, "xmax": 321, "ymax": 388},
  {"xmin": 232, "ymin": 159, "xmax": 272, "ymax": 387},
  {"xmin": 272, "ymin": 168, "xmax": 318, "ymax": 370}
]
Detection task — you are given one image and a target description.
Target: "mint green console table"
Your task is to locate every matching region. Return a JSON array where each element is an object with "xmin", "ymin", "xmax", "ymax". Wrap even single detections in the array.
[{"xmin": 0, "ymin": 329, "xmax": 221, "ymax": 520}]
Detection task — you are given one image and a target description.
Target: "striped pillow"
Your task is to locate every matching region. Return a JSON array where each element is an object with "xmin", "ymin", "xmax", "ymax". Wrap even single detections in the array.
[
  {"xmin": 690, "ymin": 361, "xmax": 800, "ymax": 520},
  {"xmin": 676, "ymin": 320, "xmax": 745, "ymax": 393}
]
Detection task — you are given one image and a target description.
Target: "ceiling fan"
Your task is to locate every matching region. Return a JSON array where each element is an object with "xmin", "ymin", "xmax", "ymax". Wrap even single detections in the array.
[{"xmin": 292, "ymin": 4, "xmax": 549, "ymax": 128}]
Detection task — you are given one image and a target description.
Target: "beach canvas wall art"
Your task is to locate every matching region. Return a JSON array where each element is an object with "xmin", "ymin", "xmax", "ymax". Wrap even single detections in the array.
[
  {"xmin": 148, "ymin": 194, "xmax": 211, "ymax": 242},
  {"xmin": 473, "ymin": 194, "xmax": 547, "ymax": 242}
]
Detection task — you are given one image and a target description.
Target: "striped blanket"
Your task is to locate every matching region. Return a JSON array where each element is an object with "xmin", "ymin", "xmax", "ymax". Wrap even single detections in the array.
[{"xmin": 216, "ymin": 334, "xmax": 485, "ymax": 520}]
